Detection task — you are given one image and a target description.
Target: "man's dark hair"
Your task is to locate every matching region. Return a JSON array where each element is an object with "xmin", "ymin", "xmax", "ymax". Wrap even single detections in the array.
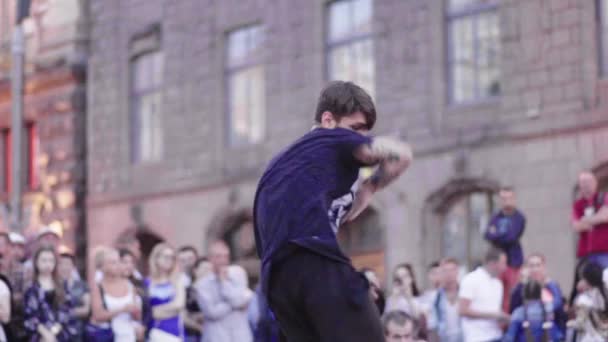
[
  {"xmin": 194, "ymin": 256, "xmax": 208, "ymax": 268},
  {"xmin": 440, "ymin": 257, "xmax": 460, "ymax": 266},
  {"xmin": 382, "ymin": 310, "xmax": 416, "ymax": 335},
  {"xmin": 484, "ymin": 247, "xmax": 505, "ymax": 263},
  {"xmin": 118, "ymin": 248, "xmax": 135, "ymax": 259},
  {"xmin": 499, "ymin": 186, "xmax": 515, "ymax": 193},
  {"xmin": 428, "ymin": 261, "xmax": 440, "ymax": 271},
  {"xmin": 392, "ymin": 263, "xmax": 421, "ymax": 297},
  {"xmin": 59, "ymin": 253, "xmax": 75, "ymax": 262},
  {"xmin": 314, "ymin": 81, "xmax": 376, "ymax": 130},
  {"xmin": 523, "ymin": 280, "xmax": 542, "ymax": 301},
  {"xmin": 178, "ymin": 245, "xmax": 198, "ymax": 257}
]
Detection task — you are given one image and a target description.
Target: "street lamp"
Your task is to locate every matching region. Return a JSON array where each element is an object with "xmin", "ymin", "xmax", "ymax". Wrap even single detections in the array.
[{"xmin": 10, "ymin": 0, "xmax": 31, "ymax": 231}]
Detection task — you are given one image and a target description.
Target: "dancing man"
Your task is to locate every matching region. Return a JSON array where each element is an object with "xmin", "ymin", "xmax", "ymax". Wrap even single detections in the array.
[{"xmin": 254, "ymin": 81, "xmax": 412, "ymax": 341}]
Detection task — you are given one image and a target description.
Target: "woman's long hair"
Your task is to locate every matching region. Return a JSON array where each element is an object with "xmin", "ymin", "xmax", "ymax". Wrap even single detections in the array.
[
  {"xmin": 580, "ymin": 261, "xmax": 608, "ymax": 331},
  {"xmin": 393, "ymin": 263, "xmax": 420, "ymax": 297},
  {"xmin": 32, "ymin": 247, "xmax": 65, "ymax": 310},
  {"xmin": 522, "ymin": 280, "xmax": 550, "ymax": 342},
  {"xmin": 148, "ymin": 243, "xmax": 179, "ymax": 283}
]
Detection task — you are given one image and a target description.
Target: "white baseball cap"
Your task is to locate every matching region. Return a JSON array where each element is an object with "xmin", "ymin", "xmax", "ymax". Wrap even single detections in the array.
[{"xmin": 8, "ymin": 232, "xmax": 25, "ymax": 245}]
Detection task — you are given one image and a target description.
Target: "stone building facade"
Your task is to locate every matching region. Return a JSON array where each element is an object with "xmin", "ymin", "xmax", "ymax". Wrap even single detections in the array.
[
  {"xmin": 0, "ymin": 0, "xmax": 88, "ymax": 268},
  {"xmin": 87, "ymin": 0, "xmax": 608, "ymax": 289}
]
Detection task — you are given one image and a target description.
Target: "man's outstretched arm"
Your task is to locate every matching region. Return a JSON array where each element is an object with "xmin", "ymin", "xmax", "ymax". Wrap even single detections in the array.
[{"xmin": 344, "ymin": 137, "xmax": 412, "ymax": 222}]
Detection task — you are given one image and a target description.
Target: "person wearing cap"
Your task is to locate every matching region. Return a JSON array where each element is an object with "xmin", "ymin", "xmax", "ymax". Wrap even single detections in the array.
[
  {"xmin": 36, "ymin": 226, "xmax": 62, "ymax": 252},
  {"xmin": 8, "ymin": 232, "xmax": 25, "ymax": 264}
]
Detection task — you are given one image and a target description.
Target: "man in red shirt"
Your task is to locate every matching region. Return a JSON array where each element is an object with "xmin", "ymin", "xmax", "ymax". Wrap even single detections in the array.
[{"xmin": 572, "ymin": 171, "xmax": 608, "ymax": 267}]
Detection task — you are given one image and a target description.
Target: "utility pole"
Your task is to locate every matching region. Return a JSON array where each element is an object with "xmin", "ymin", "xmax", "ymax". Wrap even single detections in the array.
[{"xmin": 10, "ymin": 0, "xmax": 31, "ymax": 231}]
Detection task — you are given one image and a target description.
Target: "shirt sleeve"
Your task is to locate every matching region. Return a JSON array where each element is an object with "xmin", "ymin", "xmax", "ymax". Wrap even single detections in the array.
[
  {"xmin": 333, "ymin": 128, "xmax": 372, "ymax": 165},
  {"xmin": 196, "ymin": 281, "xmax": 233, "ymax": 321}
]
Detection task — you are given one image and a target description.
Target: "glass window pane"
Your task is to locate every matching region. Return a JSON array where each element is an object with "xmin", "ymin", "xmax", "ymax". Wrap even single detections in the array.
[
  {"xmin": 451, "ymin": 18, "xmax": 474, "ymax": 62},
  {"xmin": 228, "ymin": 28, "xmax": 249, "ymax": 68},
  {"xmin": 469, "ymin": 193, "xmax": 491, "ymax": 268},
  {"xmin": 248, "ymin": 66, "xmax": 266, "ymax": 143},
  {"xmin": 137, "ymin": 91, "xmax": 163, "ymax": 161},
  {"xmin": 132, "ymin": 56, "xmax": 151, "ymax": 92},
  {"xmin": 328, "ymin": 39, "xmax": 375, "ymax": 98},
  {"xmin": 449, "ymin": 8, "xmax": 500, "ymax": 103},
  {"xmin": 443, "ymin": 198, "xmax": 468, "ymax": 266},
  {"xmin": 442, "ymin": 192, "xmax": 494, "ymax": 272},
  {"xmin": 151, "ymin": 52, "xmax": 164, "ymax": 87},
  {"xmin": 248, "ymin": 26, "xmax": 265, "ymax": 63},
  {"xmin": 229, "ymin": 71, "xmax": 250, "ymax": 146},
  {"xmin": 353, "ymin": 0, "xmax": 373, "ymax": 35},
  {"xmin": 329, "ymin": 44, "xmax": 355, "ymax": 82},
  {"xmin": 328, "ymin": 0, "xmax": 352, "ymax": 42},
  {"xmin": 353, "ymin": 39, "xmax": 375, "ymax": 98},
  {"xmin": 452, "ymin": 63, "xmax": 475, "ymax": 102},
  {"xmin": 449, "ymin": 0, "xmax": 498, "ymax": 13}
]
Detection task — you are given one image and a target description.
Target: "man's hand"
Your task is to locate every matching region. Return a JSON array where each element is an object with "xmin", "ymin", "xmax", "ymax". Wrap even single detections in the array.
[
  {"xmin": 343, "ymin": 183, "xmax": 374, "ymax": 223},
  {"xmin": 217, "ymin": 266, "xmax": 229, "ymax": 281},
  {"xmin": 496, "ymin": 312, "xmax": 511, "ymax": 323}
]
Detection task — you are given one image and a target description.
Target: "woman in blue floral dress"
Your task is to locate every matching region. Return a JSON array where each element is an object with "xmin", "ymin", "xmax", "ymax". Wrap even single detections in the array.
[{"xmin": 24, "ymin": 247, "xmax": 77, "ymax": 341}]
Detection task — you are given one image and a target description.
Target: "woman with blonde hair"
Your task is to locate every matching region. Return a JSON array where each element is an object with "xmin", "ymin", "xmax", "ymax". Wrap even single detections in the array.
[
  {"xmin": 145, "ymin": 243, "xmax": 186, "ymax": 341},
  {"xmin": 89, "ymin": 246, "xmax": 142, "ymax": 341}
]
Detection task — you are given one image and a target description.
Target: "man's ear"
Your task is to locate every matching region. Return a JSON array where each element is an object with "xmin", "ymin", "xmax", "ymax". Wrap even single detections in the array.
[{"xmin": 320, "ymin": 111, "xmax": 337, "ymax": 129}]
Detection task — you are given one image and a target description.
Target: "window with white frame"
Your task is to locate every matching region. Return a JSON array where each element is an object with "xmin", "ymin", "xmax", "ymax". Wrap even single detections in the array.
[
  {"xmin": 130, "ymin": 50, "xmax": 164, "ymax": 163},
  {"xmin": 447, "ymin": 0, "xmax": 500, "ymax": 104},
  {"xmin": 326, "ymin": 0, "xmax": 375, "ymax": 97},
  {"xmin": 226, "ymin": 25, "xmax": 265, "ymax": 146}
]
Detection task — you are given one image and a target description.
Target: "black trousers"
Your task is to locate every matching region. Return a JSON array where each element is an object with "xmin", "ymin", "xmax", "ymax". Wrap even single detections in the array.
[{"xmin": 268, "ymin": 248, "xmax": 384, "ymax": 342}]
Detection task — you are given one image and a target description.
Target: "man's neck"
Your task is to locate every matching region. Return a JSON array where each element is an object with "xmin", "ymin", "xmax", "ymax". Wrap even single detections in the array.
[
  {"xmin": 584, "ymin": 192, "xmax": 597, "ymax": 201},
  {"xmin": 502, "ymin": 208, "xmax": 516, "ymax": 215},
  {"xmin": 444, "ymin": 283, "xmax": 459, "ymax": 292},
  {"xmin": 482, "ymin": 265, "xmax": 496, "ymax": 278}
]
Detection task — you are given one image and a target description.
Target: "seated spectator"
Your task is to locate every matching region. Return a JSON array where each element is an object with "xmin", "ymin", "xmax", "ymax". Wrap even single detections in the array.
[
  {"xmin": 459, "ymin": 248, "xmax": 510, "ymax": 342},
  {"xmin": 419, "ymin": 262, "xmax": 441, "ymax": 314},
  {"xmin": 90, "ymin": 246, "xmax": 142, "ymax": 342},
  {"xmin": 503, "ymin": 280, "xmax": 563, "ymax": 342},
  {"xmin": 509, "ymin": 253, "xmax": 566, "ymax": 335},
  {"xmin": 196, "ymin": 241, "xmax": 253, "ymax": 342},
  {"xmin": 386, "ymin": 263, "xmax": 424, "ymax": 320},
  {"xmin": 177, "ymin": 246, "xmax": 198, "ymax": 287},
  {"xmin": 383, "ymin": 310, "xmax": 421, "ymax": 342},
  {"xmin": 24, "ymin": 247, "xmax": 77, "ymax": 341},
  {"xmin": 145, "ymin": 243, "xmax": 186, "ymax": 341},
  {"xmin": 58, "ymin": 250, "xmax": 90, "ymax": 341},
  {"xmin": 428, "ymin": 258, "xmax": 462, "ymax": 342},
  {"xmin": 568, "ymin": 261, "xmax": 608, "ymax": 340},
  {"xmin": 184, "ymin": 257, "xmax": 210, "ymax": 342}
]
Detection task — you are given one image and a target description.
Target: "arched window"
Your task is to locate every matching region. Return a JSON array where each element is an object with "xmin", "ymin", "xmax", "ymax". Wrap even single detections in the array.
[
  {"xmin": 423, "ymin": 178, "xmax": 499, "ymax": 273},
  {"xmin": 442, "ymin": 191, "xmax": 495, "ymax": 270},
  {"xmin": 207, "ymin": 207, "xmax": 259, "ymax": 285},
  {"xmin": 115, "ymin": 226, "xmax": 164, "ymax": 276}
]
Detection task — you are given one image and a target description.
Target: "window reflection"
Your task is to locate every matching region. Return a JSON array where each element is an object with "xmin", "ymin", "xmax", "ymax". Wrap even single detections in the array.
[
  {"xmin": 226, "ymin": 25, "xmax": 266, "ymax": 146},
  {"xmin": 447, "ymin": 0, "xmax": 500, "ymax": 103},
  {"xmin": 442, "ymin": 192, "xmax": 494, "ymax": 271},
  {"xmin": 327, "ymin": 0, "xmax": 375, "ymax": 97}
]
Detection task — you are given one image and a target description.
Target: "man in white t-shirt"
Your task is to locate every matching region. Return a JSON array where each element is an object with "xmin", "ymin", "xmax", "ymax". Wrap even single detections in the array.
[{"xmin": 459, "ymin": 248, "xmax": 509, "ymax": 342}]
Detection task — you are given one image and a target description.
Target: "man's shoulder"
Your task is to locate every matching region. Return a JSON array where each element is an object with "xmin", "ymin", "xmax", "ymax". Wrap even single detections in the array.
[{"xmin": 461, "ymin": 269, "xmax": 481, "ymax": 286}]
